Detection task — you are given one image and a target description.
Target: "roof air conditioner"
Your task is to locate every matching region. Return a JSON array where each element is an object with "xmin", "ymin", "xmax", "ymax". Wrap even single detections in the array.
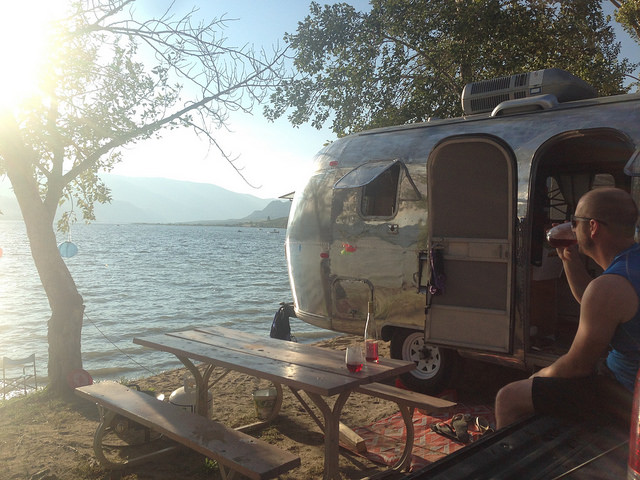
[{"xmin": 461, "ymin": 68, "xmax": 597, "ymax": 115}]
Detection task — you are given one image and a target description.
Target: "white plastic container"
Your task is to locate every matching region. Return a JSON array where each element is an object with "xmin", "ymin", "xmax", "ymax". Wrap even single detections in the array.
[{"xmin": 252, "ymin": 387, "xmax": 278, "ymax": 420}]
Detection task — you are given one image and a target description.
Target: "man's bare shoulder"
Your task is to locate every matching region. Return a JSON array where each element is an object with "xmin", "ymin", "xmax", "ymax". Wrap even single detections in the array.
[{"xmin": 586, "ymin": 273, "xmax": 638, "ymax": 323}]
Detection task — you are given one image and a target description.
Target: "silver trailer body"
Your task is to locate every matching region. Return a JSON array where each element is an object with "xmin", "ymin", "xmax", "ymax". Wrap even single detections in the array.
[{"xmin": 285, "ymin": 70, "xmax": 640, "ymax": 392}]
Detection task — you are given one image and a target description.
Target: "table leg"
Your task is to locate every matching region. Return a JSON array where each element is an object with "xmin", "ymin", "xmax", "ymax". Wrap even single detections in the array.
[
  {"xmin": 177, "ymin": 356, "xmax": 214, "ymax": 417},
  {"xmin": 306, "ymin": 390, "xmax": 351, "ymax": 480},
  {"xmin": 364, "ymin": 404, "xmax": 415, "ymax": 480},
  {"xmin": 390, "ymin": 405, "xmax": 415, "ymax": 472},
  {"xmin": 289, "ymin": 387, "xmax": 325, "ymax": 432}
]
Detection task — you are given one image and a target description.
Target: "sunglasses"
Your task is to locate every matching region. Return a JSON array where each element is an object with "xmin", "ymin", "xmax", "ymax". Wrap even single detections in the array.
[{"xmin": 570, "ymin": 215, "xmax": 608, "ymax": 228}]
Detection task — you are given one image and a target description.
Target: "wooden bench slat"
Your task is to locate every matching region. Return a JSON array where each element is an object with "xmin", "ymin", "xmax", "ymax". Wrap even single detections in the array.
[
  {"xmin": 76, "ymin": 382, "xmax": 299, "ymax": 480},
  {"xmin": 355, "ymin": 382, "xmax": 456, "ymax": 414}
]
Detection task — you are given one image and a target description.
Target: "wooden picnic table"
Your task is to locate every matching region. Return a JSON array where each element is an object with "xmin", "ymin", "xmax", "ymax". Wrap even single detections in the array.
[{"xmin": 134, "ymin": 326, "xmax": 416, "ymax": 480}]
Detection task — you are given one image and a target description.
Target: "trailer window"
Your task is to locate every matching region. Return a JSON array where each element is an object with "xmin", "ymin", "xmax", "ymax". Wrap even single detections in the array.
[
  {"xmin": 335, "ymin": 159, "xmax": 400, "ymax": 189},
  {"xmin": 334, "ymin": 159, "xmax": 422, "ymax": 218},
  {"xmin": 361, "ymin": 163, "xmax": 400, "ymax": 217},
  {"xmin": 334, "ymin": 160, "xmax": 411, "ymax": 218}
]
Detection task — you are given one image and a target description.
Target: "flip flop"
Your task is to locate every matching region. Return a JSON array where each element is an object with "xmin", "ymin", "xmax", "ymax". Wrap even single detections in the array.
[
  {"xmin": 451, "ymin": 414, "xmax": 470, "ymax": 443},
  {"xmin": 452, "ymin": 413, "xmax": 472, "ymax": 423},
  {"xmin": 431, "ymin": 422, "xmax": 458, "ymax": 442},
  {"xmin": 475, "ymin": 416, "xmax": 495, "ymax": 435}
]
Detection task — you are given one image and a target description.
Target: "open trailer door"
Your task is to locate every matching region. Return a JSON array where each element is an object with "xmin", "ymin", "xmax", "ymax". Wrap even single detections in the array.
[{"xmin": 426, "ymin": 136, "xmax": 516, "ymax": 353}]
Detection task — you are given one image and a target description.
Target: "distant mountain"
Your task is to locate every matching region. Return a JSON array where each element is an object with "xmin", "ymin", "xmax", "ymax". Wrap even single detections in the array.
[
  {"xmin": 187, "ymin": 200, "xmax": 291, "ymax": 228},
  {"xmin": 0, "ymin": 175, "xmax": 291, "ymax": 224},
  {"xmin": 242, "ymin": 200, "xmax": 291, "ymax": 221}
]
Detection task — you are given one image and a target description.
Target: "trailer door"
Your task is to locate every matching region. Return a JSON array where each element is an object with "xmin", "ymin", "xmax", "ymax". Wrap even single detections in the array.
[{"xmin": 427, "ymin": 136, "xmax": 515, "ymax": 353}]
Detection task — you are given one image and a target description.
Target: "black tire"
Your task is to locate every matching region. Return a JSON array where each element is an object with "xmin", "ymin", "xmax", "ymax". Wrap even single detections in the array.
[{"xmin": 390, "ymin": 329, "xmax": 457, "ymax": 395}]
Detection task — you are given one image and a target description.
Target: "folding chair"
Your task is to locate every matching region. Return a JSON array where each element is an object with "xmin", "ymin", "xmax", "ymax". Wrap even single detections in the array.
[{"xmin": 2, "ymin": 354, "xmax": 37, "ymax": 400}]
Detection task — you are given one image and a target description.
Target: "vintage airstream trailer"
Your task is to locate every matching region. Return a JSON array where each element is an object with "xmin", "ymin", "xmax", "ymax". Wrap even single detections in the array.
[{"xmin": 285, "ymin": 69, "xmax": 640, "ymax": 393}]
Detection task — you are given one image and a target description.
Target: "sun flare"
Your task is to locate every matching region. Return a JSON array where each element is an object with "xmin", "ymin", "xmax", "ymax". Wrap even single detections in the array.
[{"xmin": 0, "ymin": 1, "xmax": 67, "ymax": 110}]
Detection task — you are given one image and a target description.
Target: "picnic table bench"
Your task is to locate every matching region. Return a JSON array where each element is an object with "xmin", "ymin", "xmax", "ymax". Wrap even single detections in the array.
[
  {"xmin": 75, "ymin": 382, "xmax": 300, "ymax": 480},
  {"xmin": 356, "ymin": 382, "xmax": 456, "ymax": 413},
  {"xmin": 354, "ymin": 382, "xmax": 456, "ymax": 474}
]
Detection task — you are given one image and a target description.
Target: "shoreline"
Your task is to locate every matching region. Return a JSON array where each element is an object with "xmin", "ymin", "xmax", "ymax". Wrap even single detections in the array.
[{"xmin": 0, "ymin": 326, "xmax": 342, "ymax": 399}]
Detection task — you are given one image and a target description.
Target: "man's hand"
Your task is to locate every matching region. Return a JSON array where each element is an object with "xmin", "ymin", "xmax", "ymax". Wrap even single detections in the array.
[
  {"xmin": 557, "ymin": 243, "xmax": 592, "ymax": 303},
  {"xmin": 556, "ymin": 243, "xmax": 578, "ymax": 262}
]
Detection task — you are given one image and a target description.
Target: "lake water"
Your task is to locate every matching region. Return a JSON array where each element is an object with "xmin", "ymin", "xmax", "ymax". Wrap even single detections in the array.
[{"xmin": 0, "ymin": 222, "xmax": 334, "ymax": 393}]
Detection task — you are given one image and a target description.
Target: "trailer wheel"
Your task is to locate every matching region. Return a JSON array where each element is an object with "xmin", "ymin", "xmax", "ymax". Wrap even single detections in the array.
[{"xmin": 390, "ymin": 329, "xmax": 457, "ymax": 395}]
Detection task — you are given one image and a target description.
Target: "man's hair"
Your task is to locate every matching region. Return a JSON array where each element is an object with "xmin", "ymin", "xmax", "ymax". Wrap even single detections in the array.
[{"xmin": 582, "ymin": 187, "xmax": 638, "ymax": 237}]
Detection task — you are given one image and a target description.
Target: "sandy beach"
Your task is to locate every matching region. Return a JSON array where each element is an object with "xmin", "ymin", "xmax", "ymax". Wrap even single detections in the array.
[{"xmin": 0, "ymin": 335, "xmax": 525, "ymax": 480}]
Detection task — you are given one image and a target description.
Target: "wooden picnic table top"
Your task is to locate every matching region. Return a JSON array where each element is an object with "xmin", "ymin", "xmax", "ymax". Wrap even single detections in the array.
[
  {"xmin": 134, "ymin": 326, "xmax": 415, "ymax": 397},
  {"xmin": 134, "ymin": 326, "xmax": 418, "ymax": 480}
]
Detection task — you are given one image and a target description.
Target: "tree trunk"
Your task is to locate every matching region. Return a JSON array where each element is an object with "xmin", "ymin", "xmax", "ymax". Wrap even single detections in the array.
[
  {"xmin": 28, "ymin": 223, "xmax": 85, "ymax": 396},
  {"xmin": 0, "ymin": 114, "xmax": 85, "ymax": 396},
  {"xmin": 47, "ymin": 293, "xmax": 85, "ymax": 396},
  {"xmin": 15, "ymin": 185, "xmax": 85, "ymax": 396}
]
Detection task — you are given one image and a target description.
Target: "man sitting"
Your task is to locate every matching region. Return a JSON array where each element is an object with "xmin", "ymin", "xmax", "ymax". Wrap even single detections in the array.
[{"xmin": 495, "ymin": 187, "xmax": 639, "ymax": 429}]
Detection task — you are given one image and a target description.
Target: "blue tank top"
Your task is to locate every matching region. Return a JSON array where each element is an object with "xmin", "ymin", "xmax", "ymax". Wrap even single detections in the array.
[{"xmin": 604, "ymin": 243, "xmax": 640, "ymax": 391}]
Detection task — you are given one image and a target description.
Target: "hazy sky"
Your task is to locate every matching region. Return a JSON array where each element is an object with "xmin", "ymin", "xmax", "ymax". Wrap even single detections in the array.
[
  {"xmin": 110, "ymin": 1, "xmax": 638, "ymax": 200},
  {"xmin": 111, "ymin": 1, "xmax": 372, "ymax": 199},
  {"xmin": 2, "ymin": 1, "xmax": 636, "ymax": 200}
]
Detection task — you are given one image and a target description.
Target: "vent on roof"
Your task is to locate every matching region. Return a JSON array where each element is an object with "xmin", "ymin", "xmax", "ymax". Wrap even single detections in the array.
[
  {"xmin": 470, "ymin": 75, "xmax": 512, "ymax": 94},
  {"xmin": 461, "ymin": 68, "xmax": 597, "ymax": 115}
]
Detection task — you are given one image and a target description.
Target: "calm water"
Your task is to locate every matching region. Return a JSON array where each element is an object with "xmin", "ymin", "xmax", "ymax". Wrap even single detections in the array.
[{"xmin": 0, "ymin": 222, "xmax": 333, "ymax": 391}]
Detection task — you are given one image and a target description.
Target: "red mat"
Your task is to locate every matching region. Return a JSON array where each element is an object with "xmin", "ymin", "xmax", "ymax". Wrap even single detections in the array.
[{"xmin": 350, "ymin": 403, "xmax": 495, "ymax": 471}]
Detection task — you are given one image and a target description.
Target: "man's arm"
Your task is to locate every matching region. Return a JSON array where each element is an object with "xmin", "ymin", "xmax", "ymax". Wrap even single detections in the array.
[
  {"xmin": 534, "ymin": 274, "xmax": 638, "ymax": 379},
  {"xmin": 557, "ymin": 245, "xmax": 593, "ymax": 303}
]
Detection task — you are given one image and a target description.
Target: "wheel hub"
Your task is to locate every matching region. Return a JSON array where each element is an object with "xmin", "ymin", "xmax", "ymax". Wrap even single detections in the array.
[
  {"xmin": 418, "ymin": 344, "xmax": 433, "ymax": 361},
  {"xmin": 401, "ymin": 333, "xmax": 442, "ymax": 380}
]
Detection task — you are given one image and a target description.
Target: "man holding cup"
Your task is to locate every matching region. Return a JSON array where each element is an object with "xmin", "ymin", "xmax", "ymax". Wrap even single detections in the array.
[{"xmin": 495, "ymin": 187, "xmax": 640, "ymax": 429}]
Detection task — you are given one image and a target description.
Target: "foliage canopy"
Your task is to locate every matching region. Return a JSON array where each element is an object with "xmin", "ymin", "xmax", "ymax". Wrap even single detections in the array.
[
  {"xmin": 613, "ymin": 0, "xmax": 640, "ymax": 44},
  {"xmin": 266, "ymin": 0, "xmax": 638, "ymax": 137}
]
